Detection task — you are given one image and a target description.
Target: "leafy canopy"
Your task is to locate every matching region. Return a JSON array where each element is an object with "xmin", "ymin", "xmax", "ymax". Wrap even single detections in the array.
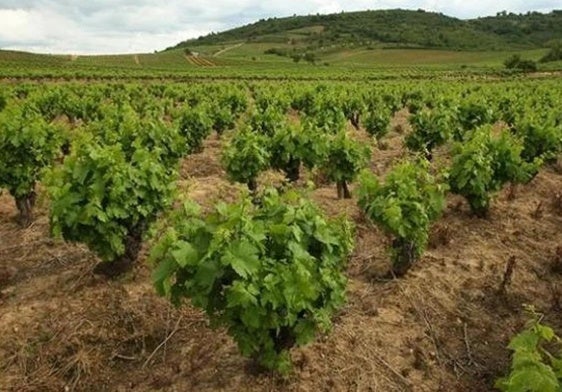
[
  {"xmin": 322, "ymin": 131, "xmax": 370, "ymax": 184},
  {"xmin": 357, "ymin": 159, "xmax": 446, "ymax": 273},
  {"xmin": 176, "ymin": 105, "xmax": 213, "ymax": 154},
  {"xmin": 405, "ymin": 109, "xmax": 451, "ymax": 157},
  {"xmin": 151, "ymin": 189, "xmax": 354, "ymax": 373},
  {"xmin": 221, "ymin": 127, "xmax": 271, "ymax": 188},
  {"xmin": 449, "ymin": 126, "xmax": 538, "ymax": 216},
  {"xmin": 0, "ymin": 104, "xmax": 64, "ymax": 198},
  {"xmin": 47, "ymin": 136, "xmax": 177, "ymax": 262}
]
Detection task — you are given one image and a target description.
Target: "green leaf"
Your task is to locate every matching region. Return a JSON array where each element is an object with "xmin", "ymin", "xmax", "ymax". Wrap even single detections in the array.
[
  {"xmin": 228, "ymin": 281, "xmax": 258, "ymax": 308},
  {"xmin": 222, "ymin": 240, "xmax": 260, "ymax": 278},
  {"xmin": 171, "ymin": 240, "xmax": 199, "ymax": 267},
  {"xmin": 152, "ymin": 258, "xmax": 177, "ymax": 296},
  {"xmin": 505, "ymin": 366, "xmax": 559, "ymax": 392}
]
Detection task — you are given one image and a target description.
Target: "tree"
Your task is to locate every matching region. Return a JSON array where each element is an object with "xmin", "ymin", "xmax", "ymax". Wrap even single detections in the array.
[
  {"xmin": 540, "ymin": 40, "xmax": 562, "ymax": 63},
  {"xmin": 504, "ymin": 55, "xmax": 538, "ymax": 72},
  {"xmin": 151, "ymin": 189, "xmax": 354, "ymax": 373}
]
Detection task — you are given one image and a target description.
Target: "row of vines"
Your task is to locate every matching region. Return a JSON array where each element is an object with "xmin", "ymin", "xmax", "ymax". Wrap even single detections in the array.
[{"xmin": 0, "ymin": 79, "xmax": 561, "ymax": 388}]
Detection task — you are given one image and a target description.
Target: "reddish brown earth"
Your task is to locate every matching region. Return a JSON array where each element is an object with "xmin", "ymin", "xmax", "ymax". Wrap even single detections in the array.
[{"xmin": 1, "ymin": 117, "xmax": 561, "ymax": 392}]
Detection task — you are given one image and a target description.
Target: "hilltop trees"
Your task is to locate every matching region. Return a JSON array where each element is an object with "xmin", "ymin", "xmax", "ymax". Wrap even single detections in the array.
[
  {"xmin": 504, "ymin": 55, "xmax": 537, "ymax": 72},
  {"xmin": 540, "ymin": 40, "xmax": 562, "ymax": 63}
]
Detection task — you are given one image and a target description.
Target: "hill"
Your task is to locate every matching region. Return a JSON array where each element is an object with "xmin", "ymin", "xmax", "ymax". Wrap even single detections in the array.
[
  {"xmin": 2, "ymin": 9, "xmax": 562, "ymax": 79},
  {"xmin": 168, "ymin": 9, "xmax": 562, "ymax": 54}
]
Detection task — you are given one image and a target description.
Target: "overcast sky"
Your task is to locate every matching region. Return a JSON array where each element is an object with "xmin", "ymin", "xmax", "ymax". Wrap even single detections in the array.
[{"xmin": 0, "ymin": 0, "xmax": 559, "ymax": 54}]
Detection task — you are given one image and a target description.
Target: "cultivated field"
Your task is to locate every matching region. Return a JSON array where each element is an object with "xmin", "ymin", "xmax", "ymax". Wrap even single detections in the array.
[{"xmin": 0, "ymin": 69, "xmax": 561, "ymax": 392}]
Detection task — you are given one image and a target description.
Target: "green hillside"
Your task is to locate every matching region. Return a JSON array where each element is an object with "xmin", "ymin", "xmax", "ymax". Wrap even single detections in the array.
[
  {"xmin": 169, "ymin": 9, "xmax": 562, "ymax": 53},
  {"xmin": 1, "ymin": 9, "xmax": 561, "ymax": 79}
]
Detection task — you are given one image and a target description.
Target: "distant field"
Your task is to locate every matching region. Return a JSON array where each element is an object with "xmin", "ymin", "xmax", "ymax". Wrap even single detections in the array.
[
  {"xmin": 324, "ymin": 48, "xmax": 549, "ymax": 68},
  {"xmin": 0, "ymin": 47, "xmax": 558, "ymax": 79},
  {"xmin": 193, "ymin": 42, "xmax": 295, "ymax": 62},
  {"xmin": 186, "ymin": 44, "xmax": 549, "ymax": 68}
]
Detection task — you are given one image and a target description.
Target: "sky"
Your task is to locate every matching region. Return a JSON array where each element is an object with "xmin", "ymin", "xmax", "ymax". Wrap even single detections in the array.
[{"xmin": 0, "ymin": 0, "xmax": 559, "ymax": 55}]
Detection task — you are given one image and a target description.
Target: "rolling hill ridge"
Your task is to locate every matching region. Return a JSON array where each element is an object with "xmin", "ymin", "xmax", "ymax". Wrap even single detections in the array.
[{"xmin": 169, "ymin": 9, "xmax": 562, "ymax": 52}]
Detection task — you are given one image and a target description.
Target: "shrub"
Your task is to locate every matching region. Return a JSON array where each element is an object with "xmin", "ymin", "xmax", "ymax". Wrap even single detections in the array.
[
  {"xmin": 0, "ymin": 105, "xmax": 64, "ymax": 226},
  {"xmin": 304, "ymin": 52, "xmax": 316, "ymax": 64},
  {"xmin": 48, "ymin": 136, "xmax": 177, "ymax": 277},
  {"xmin": 29, "ymin": 87, "xmax": 70, "ymax": 122},
  {"xmin": 454, "ymin": 101, "xmax": 497, "ymax": 140},
  {"xmin": 270, "ymin": 123, "xmax": 327, "ymax": 182},
  {"xmin": 264, "ymin": 48, "xmax": 288, "ymax": 57},
  {"xmin": 321, "ymin": 132, "xmax": 370, "ymax": 199},
  {"xmin": 248, "ymin": 106, "xmax": 286, "ymax": 137},
  {"xmin": 151, "ymin": 189, "xmax": 354, "ymax": 373},
  {"xmin": 222, "ymin": 128, "xmax": 270, "ymax": 192},
  {"xmin": 364, "ymin": 109, "xmax": 392, "ymax": 141},
  {"xmin": 341, "ymin": 95, "xmax": 365, "ymax": 130},
  {"xmin": 449, "ymin": 126, "xmax": 537, "ymax": 217},
  {"xmin": 358, "ymin": 160, "xmax": 446, "ymax": 276},
  {"xmin": 539, "ymin": 40, "xmax": 562, "ymax": 63},
  {"xmin": 208, "ymin": 104, "xmax": 236, "ymax": 137},
  {"xmin": 302, "ymin": 105, "xmax": 347, "ymax": 134},
  {"xmin": 88, "ymin": 104, "xmax": 184, "ymax": 167},
  {"xmin": 402, "ymin": 91, "xmax": 425, "ymax": 115},
  {"xmin": 405, "ymin": 109, "xmax": 451, "ymax": 159},
  {"xmin": 504, "ymin": 55, "xmax": 538, "ymax": 72},
  {"xmin": 495, "ymin": 307, "xmax": 562, "ymax": 392},
  {"xmin": 47, "ymin": 109, "xmax": 181, "ymax": 277},
  {"xmin": 512, "ymin": 115, "xmax": 562, "ymax": 163},
  {"xmin": 176, "ymin": 105, "xmax": 213, "ymax": 154}
]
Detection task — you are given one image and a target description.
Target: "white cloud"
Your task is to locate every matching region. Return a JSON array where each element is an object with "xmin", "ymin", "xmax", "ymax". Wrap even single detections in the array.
[
  {"xmin": 0, "ymin": 0, "xmax": 559, "ymax": 54},
  {"xmin": 0, "ymin": 9, "xmax": 39, "ymax": 43}
]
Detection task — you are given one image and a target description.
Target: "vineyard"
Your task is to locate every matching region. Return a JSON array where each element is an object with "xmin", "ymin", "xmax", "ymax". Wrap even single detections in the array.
[{"xmin": 0, "ymin": 76, "xmax": 561, "ymax": 391}]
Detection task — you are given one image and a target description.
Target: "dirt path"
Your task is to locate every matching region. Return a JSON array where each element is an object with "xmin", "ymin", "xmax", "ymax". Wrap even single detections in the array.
[
  {"xmin": 213, "ymin": 43, "xmax": 243, "ymax": 57},
  {"xmin": 133, "ymin": 54, "xmax": 140, "ymax": 65},
  {"xmin": 184, "ymin": 55, "xmax": 215, "ymax": 67},
  {"xmin": 184, "ymin": 54, "xmax": 197, "ymax": 65}
]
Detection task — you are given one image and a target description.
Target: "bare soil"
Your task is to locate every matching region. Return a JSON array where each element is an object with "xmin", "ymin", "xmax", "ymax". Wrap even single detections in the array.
[{"xmin": 1, "ymin": 120, "xmax": 561, "ymax": 392}]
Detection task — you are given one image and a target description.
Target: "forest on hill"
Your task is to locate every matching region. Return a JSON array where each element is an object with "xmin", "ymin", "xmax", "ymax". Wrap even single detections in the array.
[{"xmin": 169, "ymin": 9, "xmax": 562, "ymax": 51}]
